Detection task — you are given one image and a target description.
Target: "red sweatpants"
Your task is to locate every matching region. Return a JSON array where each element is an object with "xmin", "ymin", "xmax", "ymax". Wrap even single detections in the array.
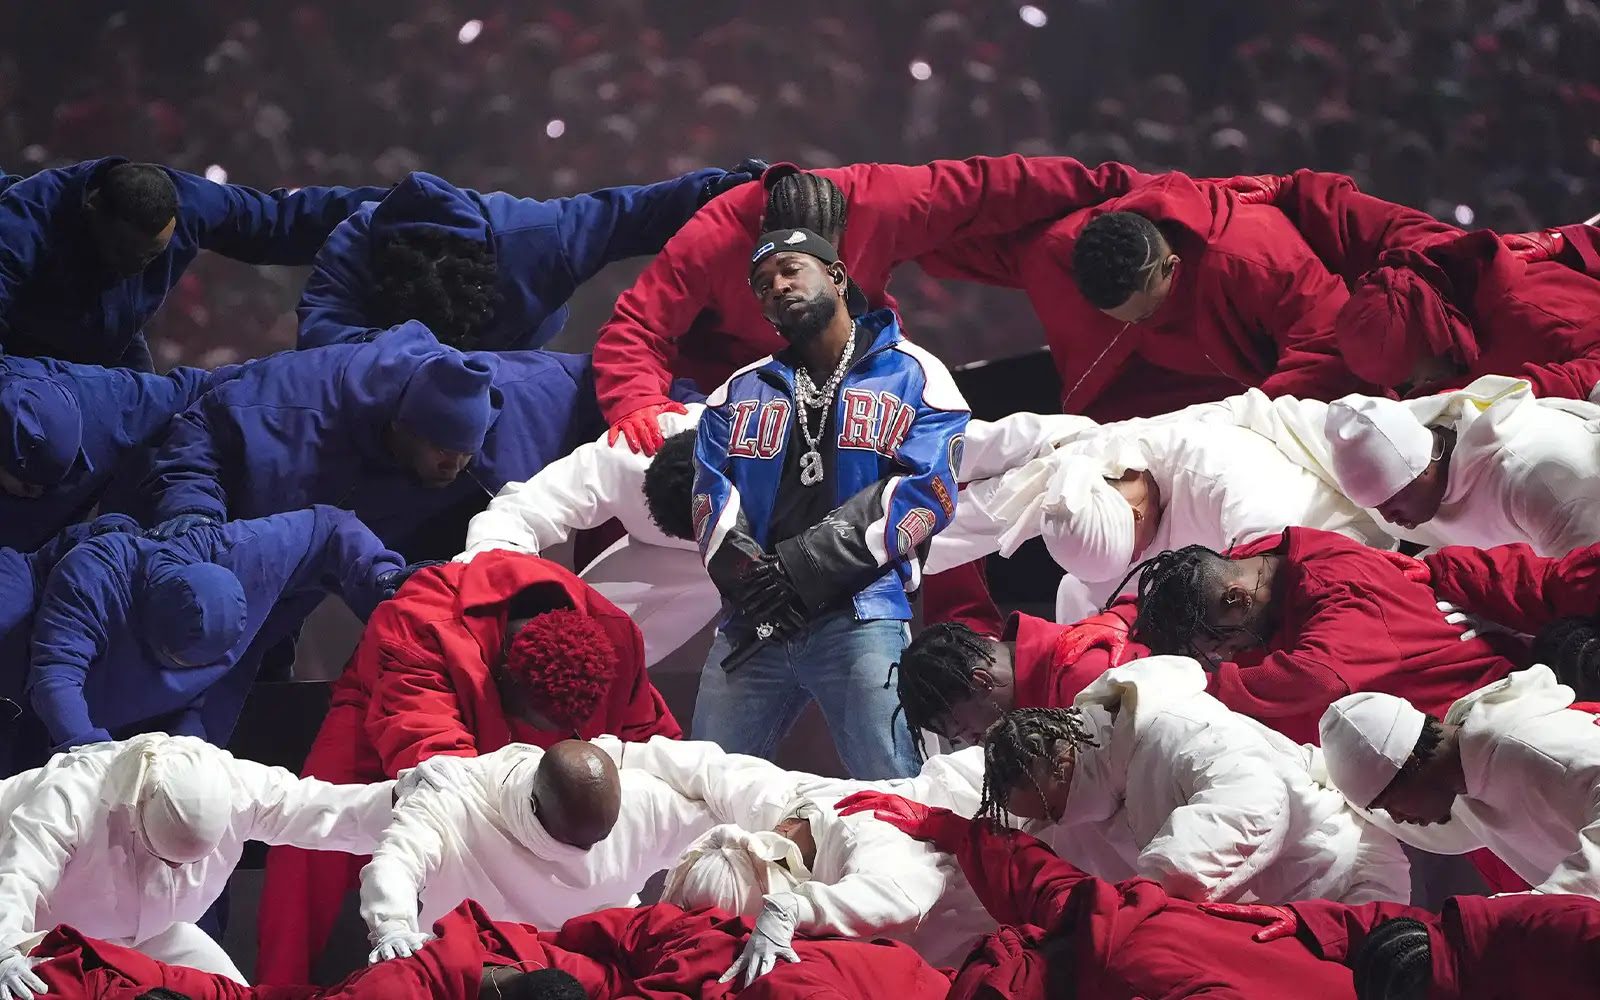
[{"xmin": 255, "ymin": 672, "xmax": 385, "ymax": 984}]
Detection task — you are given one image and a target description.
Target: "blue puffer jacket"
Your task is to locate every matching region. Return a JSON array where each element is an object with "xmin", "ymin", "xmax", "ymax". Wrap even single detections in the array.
[
  {"xmin": 0, "ymin": 355, "xmax": 239, "ymax": 551},
  {"xmin": 26, "ymin": 506, "xmax": 403, "ymax": 755},
  {"xmin": 296, "ymin": 168, "xmax": 724, "ymax": 351},
  {"xmin": 0, "ymin": 157, "xmax": 387, "ymax": 368},
  {"xmin": 141, "ymin": 322, "xmax": 604, "ymax": 553},
  {"xmin": 694, "ymin": 309, "xmax": 970, "ymax": 624}
]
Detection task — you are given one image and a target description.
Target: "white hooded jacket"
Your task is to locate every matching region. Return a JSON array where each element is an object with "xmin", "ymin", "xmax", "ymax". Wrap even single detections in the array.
[
  {"xmin": 359, "ymin": 742, "xmax": 715, "ymax": 940},
  {"xmin": 1360, "ymin": 666, "xmax": 1600, "ymax": 896},
  {"xmin": 596, "ymin": 736, "xmax": 995, "ymax": 967},
  {"xmin": 0, "ymin": 734, "xmax": 392, "ymax": 957},
  {"xmin": 1061, "ymin": 657, "xmax": 1409, "ymax": 904}
]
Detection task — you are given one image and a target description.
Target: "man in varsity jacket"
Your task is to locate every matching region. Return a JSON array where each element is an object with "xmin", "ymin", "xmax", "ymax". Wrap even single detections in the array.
[{"xmin": 692, "ymin": 227, "xmax": 969, "ymax": 779}]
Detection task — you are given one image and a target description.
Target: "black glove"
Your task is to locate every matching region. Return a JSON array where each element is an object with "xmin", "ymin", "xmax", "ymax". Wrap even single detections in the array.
[
  {"xmin": 699, "ymin": 158, "xmax": 771, "ymax": 205},
  {"xmin": 146, "ymin": 512, "xmax": 217, "ymax": 541},
  {"xmin": 376, "ymin": 559, "xmax": 446, "ymax": 603},
  {"xmin": 707, "ymin": 528, "xmax": 768, "ymax": 602},
  {"xmin": 738, "ymin": 553, "xmax": 805, "ymax": 624}
]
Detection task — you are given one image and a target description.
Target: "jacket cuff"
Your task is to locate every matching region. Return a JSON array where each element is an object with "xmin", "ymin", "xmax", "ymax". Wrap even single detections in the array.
[{"xmin": 774, "ymin": 536, "xmax": 835, "ymax": 613}]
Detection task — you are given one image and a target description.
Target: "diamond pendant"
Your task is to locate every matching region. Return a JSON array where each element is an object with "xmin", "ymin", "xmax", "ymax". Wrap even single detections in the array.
[{"xmin": 799, "ymin": 449, "xmax": 824, "ymax": 486}]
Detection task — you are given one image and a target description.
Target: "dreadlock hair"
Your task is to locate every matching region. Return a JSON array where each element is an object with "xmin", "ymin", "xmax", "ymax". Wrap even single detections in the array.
[
  {"xmin": 762, "ymin": 169, "xmax": 848, "ymax": 244},
  {"xmin": 1121, "ymin": 544, "xmax": 1232, "ymax": 655},
  {"xmin": 641, "ymin": 429, "xmax": 698, "ymax": 541},
  {"xmin": 889, "ymin": 622, "xmax": 996, "ymax": 761},
  {"xmin": 98, "ymin": 163, "xmax": 179, "ymax": 234},
  {"xmin": 1531, "ymin": 616, "xmax": 1600, "ymax": 700},
  {"xmin": 1350, "ymin": 917, "xmax": 1431, "ymax": 1000},
  {"xmin": 1071, "ymin": 211, "xmax": 1164, "ymax": 310},
  {"xmin": 976, "ymin": 707, "xmax": 1099, "ymax": 830},
  {"xmin": 371, "ymin": 230, "xmax": 503, "ymax": 349}
]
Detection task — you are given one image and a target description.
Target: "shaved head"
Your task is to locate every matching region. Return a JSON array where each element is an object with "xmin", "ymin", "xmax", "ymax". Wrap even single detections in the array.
[{"xmin": 531, "ymin": 740, "xmax": 622, "ymax": 848}]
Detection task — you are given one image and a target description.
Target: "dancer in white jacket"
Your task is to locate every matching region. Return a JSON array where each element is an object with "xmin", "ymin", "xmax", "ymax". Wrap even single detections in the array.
[
  {"xmin": 0, "ymin": 734, "xmax": 395, "ymax": 988},
  {"xmin": 358, "ymin": 740, "xmax": 715, "ymax": 964},
  {"xmin": 595, "ymin": 735, "xmax": 995, "ymax": 973},
  {"xmin": 1320, "ymin": 665, "xmax": 1600, "ymax": 897},
  {"xmin": 458, "ymin": 409, "xmax": 1094, "ymax": 663},
  {"xmin": 1325, "ymin": 378, "xmax": 1600, "ymax": 556},
  {"xmin": 970, "ymin": 657, "xmax": 1411, "ymax": 905}
]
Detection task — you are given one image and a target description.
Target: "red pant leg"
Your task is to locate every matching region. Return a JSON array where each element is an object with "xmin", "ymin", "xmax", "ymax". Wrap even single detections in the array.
[
  {"xmin": 923, "ymin": 559, "xmax": 1004, "ymax": 637},
  {"xmin": 255, "ymin": 676, "xmax": 385, "ymax": 984}
]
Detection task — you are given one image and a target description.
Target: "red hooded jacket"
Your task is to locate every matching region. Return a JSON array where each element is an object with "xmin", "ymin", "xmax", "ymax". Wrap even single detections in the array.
[
  {"xmin": 1335, "ymin": 229, "xmax": 1600, "ymax": 399},
  {"xmin": 1290, "ymin": 894, "xmax": 1600, "ymax": 1000},
  {"xmin": 944, "ymin": 820, "xmax": 1356, "ymax": 998},
  {"xmin": 1204, "ymin": 528, "xmax": 1520, "ymax": 743},
  {"xmin": 360, "ymin": 550, "xmax": 680, "ymax": 775},
  {"xmin": 590, "ymin": 155, "xmax": 1154, "ymax": 422},
  {"xmin": 918, "ymin": 172, "xmax": 1365, "ymax": 415},
  {"xmin": 538, "ymin": 903, "xmax": 951, "ymax": 1000}
]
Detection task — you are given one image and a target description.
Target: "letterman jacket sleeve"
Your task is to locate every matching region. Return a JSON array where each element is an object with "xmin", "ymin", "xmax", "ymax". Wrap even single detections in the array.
[
  {"xmin": 692, "ymin": 372, "xmax": 766, "ymax": 602},
  {"xmin": 775, "ymin": 342, "xmax": 970, "ymax": 612}
]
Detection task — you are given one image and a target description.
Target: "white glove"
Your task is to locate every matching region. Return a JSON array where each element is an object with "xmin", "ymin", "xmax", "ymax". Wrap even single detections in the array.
[
  {"xmin": 393, "ymin": 755, "xmax": 473, "ymax": 801},
  {"xmin": 1437, "ymin": 601, "xmax": 1485, "ymax": 642},
  {"xmin": 0, "ymin": 951, "xmax": 47, "ymax": 1000},
  {"xmin": 719, "ymin": 894, "xmax": 801, "ymax": 987},
  {"xmin": 367, "ymin": 929, "xmax": 434, "ymax": 964}
]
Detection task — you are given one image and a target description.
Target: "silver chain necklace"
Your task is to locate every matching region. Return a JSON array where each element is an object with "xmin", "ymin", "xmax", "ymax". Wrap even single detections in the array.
[{"xmin": 792, "ymin": 323, "xmax": 856, "ymax": 486}]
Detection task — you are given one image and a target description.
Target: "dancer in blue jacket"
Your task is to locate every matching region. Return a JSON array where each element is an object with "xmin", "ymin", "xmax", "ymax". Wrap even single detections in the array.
[
  {"xmin": 139, "ymin": 322, "xmax": 609, "ymax": 557},
  {"xmin": 0, "ymin": 157, "xmax": 387, "ymax": 368},
  {"xmin": 24, "ymin": 506, "xmax": 415, "ymax": 761},
  {"xmin": 692, "ymin": 227, "xmax": 970, "ymax": 779},
  {"xmin": 0, "ymin": 355, "xmax": 239, "ymax": 551},
  {"xmin": 0, "ymin": 514, "xmax": 140, "ymax": 774},
  {"xmin": 296, "ymin": 162, "xmax": 765, "ymax": 352}
]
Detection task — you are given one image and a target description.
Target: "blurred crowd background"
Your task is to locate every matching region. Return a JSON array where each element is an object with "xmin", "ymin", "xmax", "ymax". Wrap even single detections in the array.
[{"xmin": 4, "ymin": 0, "xmax": 1598, "ymax": 370}]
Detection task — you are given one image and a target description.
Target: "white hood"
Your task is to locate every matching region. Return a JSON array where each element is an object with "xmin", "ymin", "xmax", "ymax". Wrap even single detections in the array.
[{"xmin": 1446, "ymin": 664, "xmax": 1575, "ymax": 731}]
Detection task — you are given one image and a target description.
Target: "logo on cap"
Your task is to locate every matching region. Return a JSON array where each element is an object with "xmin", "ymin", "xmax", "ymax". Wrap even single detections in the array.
[
  {"xmin": 751, "ymin": 242, "xmax": 775, "ymax": 263},
  {"xmin": 784, "ymin": 231, "xmax": 807, "ymax": 245}
]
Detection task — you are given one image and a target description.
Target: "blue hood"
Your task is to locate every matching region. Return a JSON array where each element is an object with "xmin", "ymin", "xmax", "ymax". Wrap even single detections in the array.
[
  {"xmin": 139, "ymin": 555, "xmax": 248, "ymax": 668},
  {"xmin": 368, "ymin": 171, "xmax": 490, "ymax": 248},
  {"xmin": 337, "ymin": 321, "xmax": 502, "ymax": 460},
  {"xmin": 0, "ymin": 378, "xmax": 82, "ymax": 487}
]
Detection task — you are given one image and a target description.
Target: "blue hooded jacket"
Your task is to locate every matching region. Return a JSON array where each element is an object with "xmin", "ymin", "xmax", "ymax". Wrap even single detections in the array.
[
  {"xmin": 26, "ymin": 506, "xmax": 404, "ymax": 754},
  {"xmin": 0, "ymin": 513, "xmax": 141, "ymax": 774},
  {"xmin": 0, "ymin": 157, "xmax": 387, "ymax": 368},
  {"xmin": 0, "ymin": 354, "xmax": 238, "ymax": 551},
  {"xmin": 296, "ymin": 167, "xmax": 723, "ymax": 352},
  {"xmin": 141, "ymin": 322, "xmax": 606, "ymax": 555}
]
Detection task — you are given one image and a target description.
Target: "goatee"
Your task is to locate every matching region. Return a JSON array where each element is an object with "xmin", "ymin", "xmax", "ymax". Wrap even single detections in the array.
[{"xmin": 775, "ymin": 293, "xmax": 839, "ymax": 345}]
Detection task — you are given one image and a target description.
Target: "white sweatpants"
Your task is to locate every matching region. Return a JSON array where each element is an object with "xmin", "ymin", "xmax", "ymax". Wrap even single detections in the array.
[{"xmin": 579, "ymin": 536, "xmax": 722, "ymax": 668}]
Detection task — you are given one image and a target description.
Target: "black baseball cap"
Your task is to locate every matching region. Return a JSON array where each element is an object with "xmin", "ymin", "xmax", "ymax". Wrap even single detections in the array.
[{"xmin": 749, "ymin": 227, "xmax": 870, "ymax": 317}]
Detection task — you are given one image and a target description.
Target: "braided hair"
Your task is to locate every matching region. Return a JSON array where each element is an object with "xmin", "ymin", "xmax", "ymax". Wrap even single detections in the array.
[
  {"xmin": 1120, "ymin": 544, "xmax": 1232, "ymax": 656},
  {"xmin": 1531, "ymin": 616, "xmax": 1600, "ymax": 700},
  {"xmin": 977, "ymin": 707, "xmax": 1099, "ymax": 829},
  {"xmin": 890, "ymin": 622, "xmax": 996, "ymax": 760},
  {"xmin": 762, "ymin": 170, "xmax": 848, "ymax": 244},
  {"xmin": 1350, "ymin": 917, "xmax": 1431, "ymax": 1000}
]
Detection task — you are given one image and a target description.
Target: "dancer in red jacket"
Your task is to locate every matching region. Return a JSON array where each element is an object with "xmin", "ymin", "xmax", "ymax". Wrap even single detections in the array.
[
  {"xmin": 256, "ymin": 551, "xmax": 680, "ymax": 985},
  {"xmin": 835, "ymin": 792, "xmax": 1358, "ymax": 999},
  {"xmin": 1126, "ymin": 527, "xmax": 1521, "ymax": 743},
  {"xmin": 918, "ymin": 172, "xmax": 1367, "ymax": 420}
]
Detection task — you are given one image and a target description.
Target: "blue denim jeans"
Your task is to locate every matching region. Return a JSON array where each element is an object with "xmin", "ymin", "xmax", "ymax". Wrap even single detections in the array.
[{"xmin": 691, "ymin": 611, "xmax": 919, "ymax": 779}]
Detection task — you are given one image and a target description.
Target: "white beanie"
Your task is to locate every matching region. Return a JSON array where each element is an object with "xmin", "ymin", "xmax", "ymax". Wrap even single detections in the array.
[
  {"xmin": 661, "ymin": 824, "xmax": 808, "ymax": 916},
  {"xmin": 1325, "ymin": 395, "xmax": 1434, "ymax": 509},
  {"xmin": 137, "ymin": 748, "xmax": 235, "ymax": 864},
  {"xmin": 1318, "ymin": 692, "xmax": 1427, "ymax": 809}
]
